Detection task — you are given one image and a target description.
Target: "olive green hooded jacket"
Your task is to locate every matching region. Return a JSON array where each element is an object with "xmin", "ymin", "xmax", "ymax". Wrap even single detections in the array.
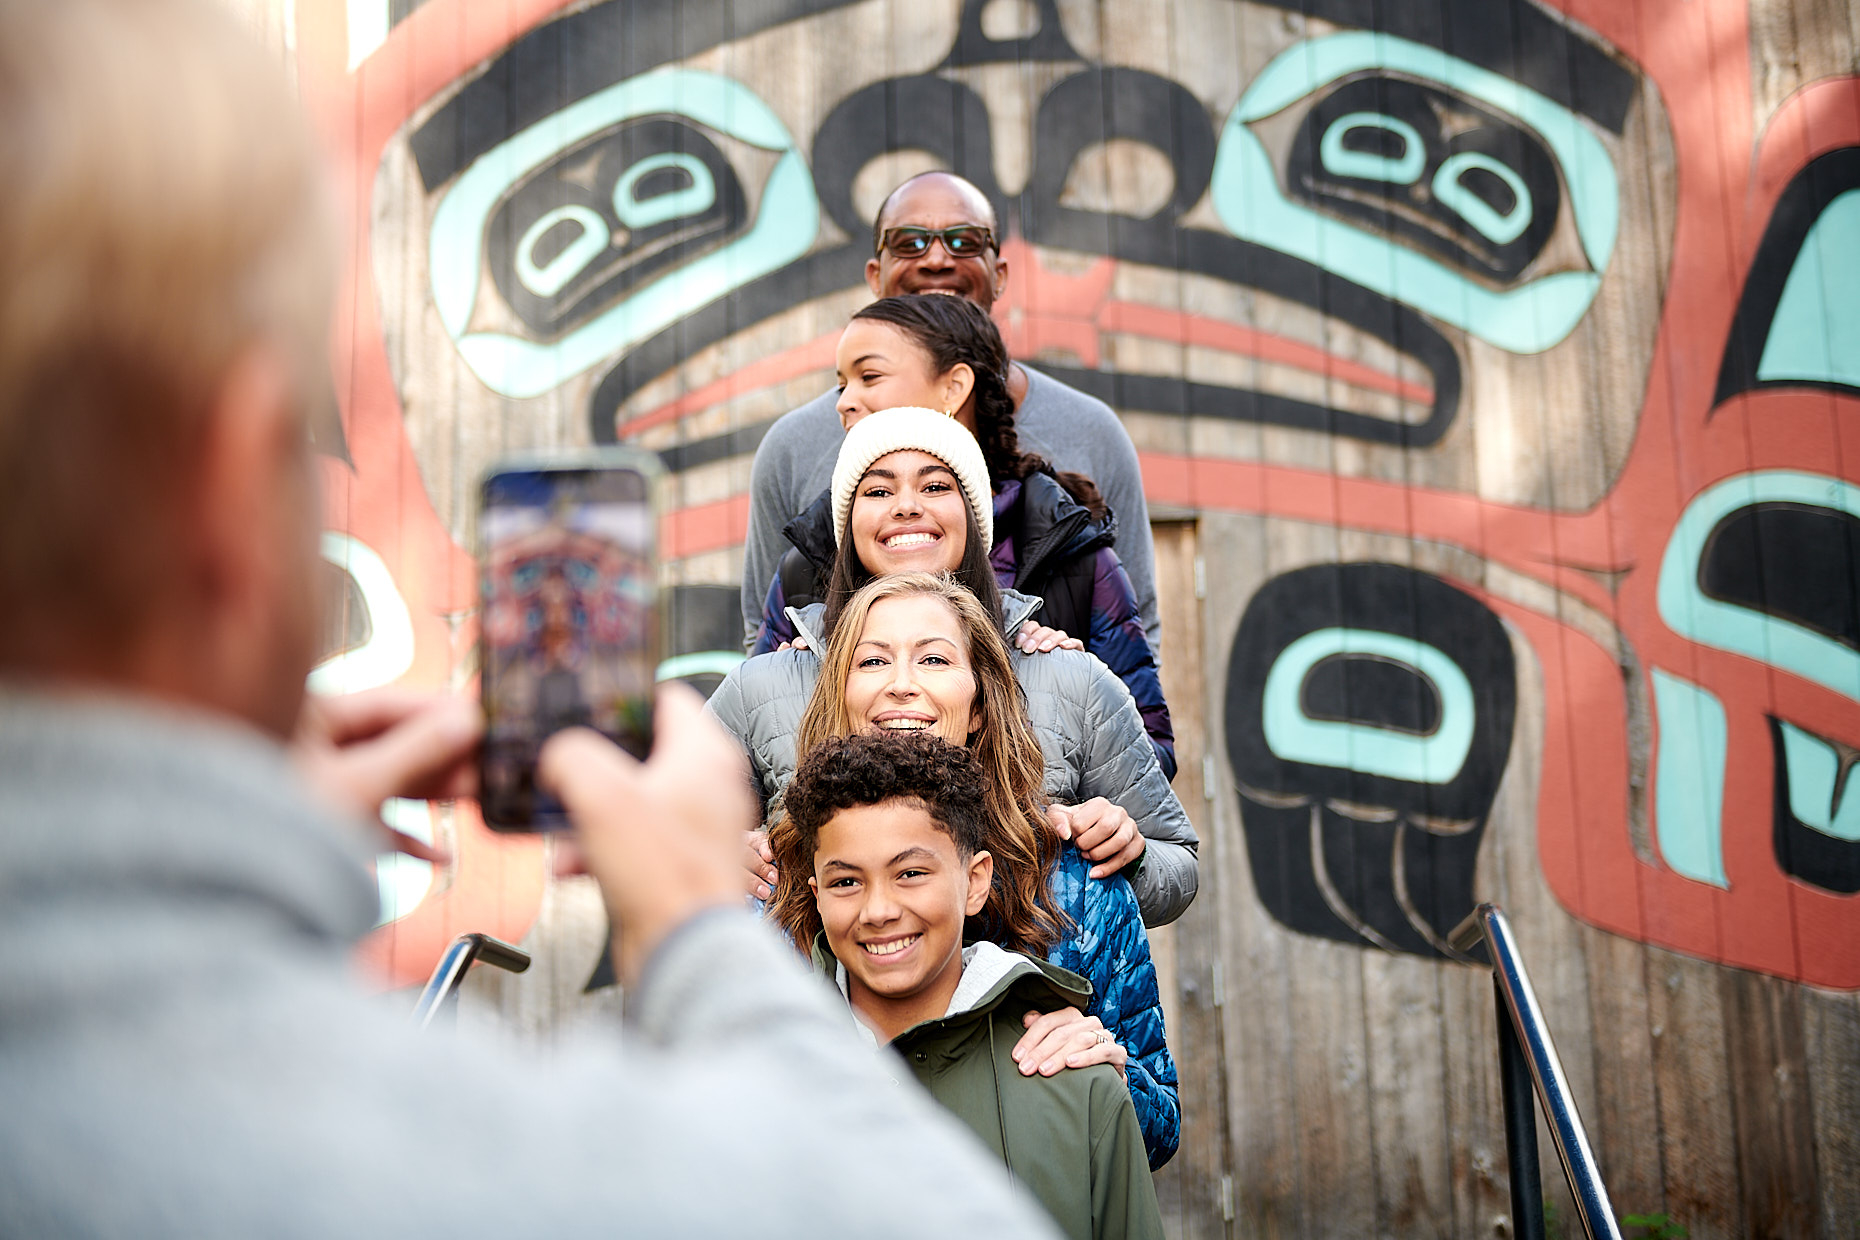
[{"xmin": 813, "ymin": 936, "xmax": 1163, "ymax": 1240}]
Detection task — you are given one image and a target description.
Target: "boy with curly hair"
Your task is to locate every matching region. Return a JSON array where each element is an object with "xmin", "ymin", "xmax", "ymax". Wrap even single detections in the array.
[{"xmin": 784, "ymin": 731, "xmax": 1163, "ymax": 1240}]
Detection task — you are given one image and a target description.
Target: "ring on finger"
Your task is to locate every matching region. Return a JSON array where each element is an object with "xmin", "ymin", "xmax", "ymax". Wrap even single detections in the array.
[{"xmin": 1094, "ymin": 1030, "xmax": 1111, "ymax": 1046}]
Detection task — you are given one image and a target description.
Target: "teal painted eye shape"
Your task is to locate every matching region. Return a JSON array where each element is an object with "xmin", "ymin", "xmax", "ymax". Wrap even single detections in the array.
[
  {"xmin": 1319, "ymin": 112, "xmax": 1426, "ymax": 184},
  {"xmin": 1214, "ymin": 31, "xmax": 1619, "ymax": 354},
  {"xmin": 514, "ymin": 206, "xmax": 611, "ymax": 300},
  {"xmin": 484, "ymin": 117, "xmax": 749, "ymax": 342},
  {"xmin": 613, "ymin": 153, "xmax": 717, "ymax": 230},
  {"xmin": 1432, "ymin": 152, "xmax": 1533, "ymax": 246},
  {"xmin": 1312, "ymin": 100, "xmax": 1540, "ymax": 250},
  {"xmin": 428, "ymin": 67, "xmax": 819, "ymax": 400},
  {"xmin": 310, "ymin": 532, "xmax": 414, "ymax": 696}
]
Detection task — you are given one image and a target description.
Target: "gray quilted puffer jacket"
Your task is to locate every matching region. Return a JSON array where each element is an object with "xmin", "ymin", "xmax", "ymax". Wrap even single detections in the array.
[{"xmin": 705, "ymin": 590, "xmax": 1198, "ymax": 927}]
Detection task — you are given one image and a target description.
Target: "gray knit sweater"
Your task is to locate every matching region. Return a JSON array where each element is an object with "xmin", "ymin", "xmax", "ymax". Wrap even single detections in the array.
[
  {"xmin": 738, "ymin": 365, "xmax": 1159, "ymax": 655},
  {"xmin": 0, "ymin": 687, "xmax": 1058, "ymax": 1239}
]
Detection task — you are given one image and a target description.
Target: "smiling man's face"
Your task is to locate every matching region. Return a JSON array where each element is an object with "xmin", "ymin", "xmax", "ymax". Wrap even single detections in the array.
[
  {"xmin": 809, "ymin": 797, "xmax": 992, "ymax": 1042},
  {"xmin": 864, "ymin": 173, "xmax": 1006, "ymax": 309}
]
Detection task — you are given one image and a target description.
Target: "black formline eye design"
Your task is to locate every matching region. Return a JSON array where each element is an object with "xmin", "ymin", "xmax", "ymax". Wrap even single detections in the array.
[
  {"xmin": 1286, "ymin": 76, "xmax": 1563, "ymax": 282},
  {"xmin": 1699, "ymin": 501, "xmax": 1860, "ymax": 651},
  {"xmin": 485, "ymin": 118, "xmax": 748, "ymax": 340},
  {"xmin": 1660, "ymin": 473, "xmax": 1860, "ymax": 714},
  {"xmin": 425, "ymin": 67, "xmax": 818, "ymax": 400},
  {"xmin": 1211, "ymin": 31, "xmax": 1623, "ymax": 356}
]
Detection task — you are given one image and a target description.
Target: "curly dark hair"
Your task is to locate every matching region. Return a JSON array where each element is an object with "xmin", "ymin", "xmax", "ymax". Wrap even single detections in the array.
[
  {"xmin": 784, "ymin": 731, "xmax": 988, "ymax": 859},
  {"xmin": 850, "ymin": 294, "xmax": 1107, "ymax": 520},
  {"xmin": 777, "ymin": 728, "xmax": 1057, "ymax": 958}
]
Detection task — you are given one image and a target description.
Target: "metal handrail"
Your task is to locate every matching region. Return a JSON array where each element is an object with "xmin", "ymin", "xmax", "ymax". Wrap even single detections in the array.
[
  {"xmin": 1449, "ymin": 903, "xmax": 1622, "ymax": 1240},
  {"xmin": 410, "ymin": 932, "xmax": 532, "ymax": 1030}
]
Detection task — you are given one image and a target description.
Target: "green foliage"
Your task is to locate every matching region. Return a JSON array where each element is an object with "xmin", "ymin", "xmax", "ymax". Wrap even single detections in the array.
[{"xmin": 1621, "ymin": 1212, "xmax": 1688, "ymax": 1240}]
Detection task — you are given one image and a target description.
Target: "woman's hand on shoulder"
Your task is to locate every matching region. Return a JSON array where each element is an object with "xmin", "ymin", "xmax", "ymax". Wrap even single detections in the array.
[
  {"xmin": 1013, "ymin": 1007, "xmax": 1128, "ymax": 1080},
  {"xmin": 743, "ymin": 827, "xmax": 777, "ymax": 901},
  {"xmin": 1015, "ymin": 620, "xmax": 1084, "ymax": 654},
  {"xmin": 1047, "ymin": 797, "xmax": 1145, "ymax": 879}
]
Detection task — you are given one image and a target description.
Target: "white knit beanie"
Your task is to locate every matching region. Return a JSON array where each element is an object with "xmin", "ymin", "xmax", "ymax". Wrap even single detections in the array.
[{"xmin": 830, "ymin": 407, "xmax": 993, "ymax": 549}]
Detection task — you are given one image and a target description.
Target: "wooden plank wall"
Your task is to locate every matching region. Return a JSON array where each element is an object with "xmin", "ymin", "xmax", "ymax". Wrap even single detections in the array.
[
  {"xmin": 278, "ymin": 0, "xmax": 1860, "ymax": 1235},
  {"xmin": 1178, "ymin": 511, "xmax": 1860, "ymax": 1239}
]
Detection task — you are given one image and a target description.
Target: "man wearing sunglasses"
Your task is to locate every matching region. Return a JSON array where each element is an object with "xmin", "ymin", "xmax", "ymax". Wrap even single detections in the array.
[{"xmin": 738, "ymin": 171, "xmax": 1159, "ymax": 661}]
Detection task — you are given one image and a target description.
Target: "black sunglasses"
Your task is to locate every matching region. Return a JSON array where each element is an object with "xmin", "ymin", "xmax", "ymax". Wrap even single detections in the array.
[{"xmin": 877, "ymin": 224, "xmax": 996, "ymax": 260}]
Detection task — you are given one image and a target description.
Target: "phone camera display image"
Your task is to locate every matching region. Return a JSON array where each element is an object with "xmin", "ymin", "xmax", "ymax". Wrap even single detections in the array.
[{"xmin": 479, "ymin": 455, "xmax": 659, "ymax": 830}]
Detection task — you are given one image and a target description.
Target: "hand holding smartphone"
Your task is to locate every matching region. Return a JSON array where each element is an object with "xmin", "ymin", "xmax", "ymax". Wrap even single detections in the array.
[{"xmin": 478, "ymin": 449, "xmax": 662, "ymax": 831}]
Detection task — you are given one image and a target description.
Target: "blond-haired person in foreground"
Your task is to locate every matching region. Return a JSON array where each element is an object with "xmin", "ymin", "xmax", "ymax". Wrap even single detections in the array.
[{"xmin": 0, "ymin": 2, "xmax": 1057, "ymax": 1236}]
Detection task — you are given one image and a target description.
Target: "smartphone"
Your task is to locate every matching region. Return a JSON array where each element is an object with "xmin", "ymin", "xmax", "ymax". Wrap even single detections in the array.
[{"xmin": 478, "ymin": 449, "xmax": 662, "ymax": 831}]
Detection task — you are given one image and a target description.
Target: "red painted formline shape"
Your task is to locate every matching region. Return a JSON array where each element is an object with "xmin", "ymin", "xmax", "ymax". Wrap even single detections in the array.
[
  {"xmin": 1137, "ymin": 451, "xmax": 1626, "ymax": 573},
  {"xmin": 662, "ymin": 494, "xmax": 753, "ymax": 562},
  {"xmin": 653, "ymin": 452, "xmax": 1629, "ymax": 617},
  {"xmin": 615, "ymin": 332, "xmax": 842, "ymax": 439}
]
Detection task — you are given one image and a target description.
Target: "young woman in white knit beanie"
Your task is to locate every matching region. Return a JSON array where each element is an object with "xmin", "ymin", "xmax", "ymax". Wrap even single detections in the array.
[{"xmin": 820, "ymin": 405, "xmax": 1004, "ymax": 637}]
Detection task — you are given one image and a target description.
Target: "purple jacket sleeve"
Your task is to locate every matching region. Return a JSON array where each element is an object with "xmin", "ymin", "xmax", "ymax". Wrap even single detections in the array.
[
  {"xmin": 1084, "ymin": 548, "xmax": 1176, "ymax": 780},
  {"xmin": 749, "ymin": 572, "xmax": 798, "ymax": 657}
]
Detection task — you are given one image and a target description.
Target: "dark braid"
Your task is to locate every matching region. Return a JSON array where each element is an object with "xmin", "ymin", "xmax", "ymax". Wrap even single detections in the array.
[{"xmin": 851, "ymin": 295, "xmax": 1108, "ymax": 521}]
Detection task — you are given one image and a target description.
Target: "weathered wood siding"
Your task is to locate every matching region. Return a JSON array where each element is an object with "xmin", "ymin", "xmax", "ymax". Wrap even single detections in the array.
[{"xmin": 283, "ymin": 0, "xmax": 1860, "ymax": 1234}]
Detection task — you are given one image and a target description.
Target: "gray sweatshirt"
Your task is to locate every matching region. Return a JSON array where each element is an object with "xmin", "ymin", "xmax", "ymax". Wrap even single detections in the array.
[
  {"xmin": 738, "ymin": 365, "xmax": 1159, "ymax": 655},
  {"xmin": 0, "ymin": 688, "xmax": 1060, "ymax": 1240}
]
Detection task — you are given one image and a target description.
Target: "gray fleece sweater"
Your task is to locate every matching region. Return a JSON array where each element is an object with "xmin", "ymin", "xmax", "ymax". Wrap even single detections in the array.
[
  {"xmin": 0, "ymin": 688, "xmax": 1059, "ymax": 1239},
  {"xmin": 738, "ymin": 365, "xmax": 1159, "ymax": 654}
]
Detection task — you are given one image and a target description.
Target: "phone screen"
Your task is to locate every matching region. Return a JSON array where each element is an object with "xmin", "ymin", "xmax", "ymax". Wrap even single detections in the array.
[{"xmin": 479, "ymin": 459, "xmax": 657, "ymax": 831}]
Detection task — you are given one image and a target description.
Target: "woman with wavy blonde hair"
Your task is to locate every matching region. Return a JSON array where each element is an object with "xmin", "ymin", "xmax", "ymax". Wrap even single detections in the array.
[{"xmin": 762, "ymin": 572, "xmax": 1180, "ymax": 1170}]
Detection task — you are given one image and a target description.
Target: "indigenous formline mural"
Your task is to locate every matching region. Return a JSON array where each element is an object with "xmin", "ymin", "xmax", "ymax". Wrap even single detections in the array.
[
  {"xmin": 1225, "ymin": 561, "xmax": 1518, "ymax": 958},
  {"xmin": 296, "ymin": 0, "xmax": 1859, "ymax": 1005}
]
